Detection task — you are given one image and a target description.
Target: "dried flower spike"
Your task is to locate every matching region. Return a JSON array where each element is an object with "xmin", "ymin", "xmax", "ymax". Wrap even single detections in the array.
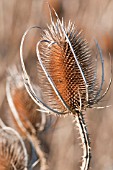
[
  {"xmin": 20, "ymin": 17, "xmax": 111, "ymax": 116},
  {"xmin": 36, "ymin": 12, "xmax": 112, "ymax": 114},
  {"xmin": 20, "ymin": 6, "xmax": 111, "ymax": 170},
  {"xmin": 6, "ymin": 67, "xmax": 46, "ymax": 133}
]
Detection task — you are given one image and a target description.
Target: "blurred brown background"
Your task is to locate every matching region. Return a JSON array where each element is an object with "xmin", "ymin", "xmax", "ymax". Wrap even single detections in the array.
[{"xmin": 0, "ymin": 0, "xmax": 113, "ymax": 170}]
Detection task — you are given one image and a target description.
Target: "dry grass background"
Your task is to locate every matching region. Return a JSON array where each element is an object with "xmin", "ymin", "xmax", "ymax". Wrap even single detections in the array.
[{"xmin": 0, "ymin": 0, "xmax": 113, "ymax": 170}]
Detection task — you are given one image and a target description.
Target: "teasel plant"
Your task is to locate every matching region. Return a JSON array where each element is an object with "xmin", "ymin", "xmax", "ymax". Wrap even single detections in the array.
[
  {"xmin": 0, "ymin": 118, "xmax": 28, "ymax": 170},
  {"xmin": 6, "ymin": 67, "xmax": 47, "ymax": 170},
  {"xmin": 20, "ymin": 6, "xmax": 112, "ymax": 170}
]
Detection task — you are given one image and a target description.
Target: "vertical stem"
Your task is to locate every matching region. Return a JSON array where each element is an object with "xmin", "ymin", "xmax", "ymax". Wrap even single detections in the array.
[
  {"xmin": 74, "ymin": 112, "xmax": 91, "ymax": 170},
  {"xmin": 28, "ymin": 134, "xmax": 48, "ymax": 170}
]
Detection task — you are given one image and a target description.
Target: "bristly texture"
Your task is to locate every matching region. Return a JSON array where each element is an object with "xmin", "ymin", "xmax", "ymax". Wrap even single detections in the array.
[
  {"xmin": 0, "ymin": 127, "xmax": 28, "ymax": 170},
  {"xmin": 37, "ymin": 20, "xmax": 98, "ymax": 114},
  {"xmin": 36, "ymin": 13, "xmax": 112, "ymax": 114}
]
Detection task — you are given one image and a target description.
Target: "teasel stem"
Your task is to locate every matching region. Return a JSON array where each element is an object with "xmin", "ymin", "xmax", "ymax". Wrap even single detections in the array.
[
  {"xmin": 6, "ymin": 77, "xmax": 48, "ymax": 170},
  {"xmin": 28, "ymin": 134, "xmax": 47, "ymax": 170},
  {"xmin": 72, "ymin": 90, "xmax": 91, "ymax": 170},
  {"xmin": 74, "ymin": 112, "xmax": 91, "ymax": 170}
]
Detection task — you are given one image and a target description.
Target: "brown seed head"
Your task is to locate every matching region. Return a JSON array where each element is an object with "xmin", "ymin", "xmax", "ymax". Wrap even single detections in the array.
[
  {"xmin": 37, "ymin": 19, "xmax": 98, "ymax": 113},
  {"xmin": 20, "ymin": 9, "xmax": 111, "ymax": 115},
  {"xmin": 6, "ymin": 69, "xmax": 42, "ymax": 135}
]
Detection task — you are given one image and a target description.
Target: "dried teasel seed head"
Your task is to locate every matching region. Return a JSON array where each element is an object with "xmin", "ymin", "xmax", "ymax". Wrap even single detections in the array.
[
  {"xmin": 36, "ymin": 16, "xmax": 100, "ymax": 114},
  {"xmin": 19, "ymin": 7, "xmax": 111, "ymax": 170},
  {"xmin": 6, "ymin": 67, "xmax": 45, "ymax": 135},
  {"xmin": 20, "ymin": 8, "xmax": 111, "ymax": 115},
  {"xmin": 0, "ymin": 127, "xmax": 28, "ymax": 170}
]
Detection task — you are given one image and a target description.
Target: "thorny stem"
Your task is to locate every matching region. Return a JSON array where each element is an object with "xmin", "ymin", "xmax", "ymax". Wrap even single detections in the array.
[{"xmin": 74, "ymin": 112, "xmax": 91, "ymax": 170}]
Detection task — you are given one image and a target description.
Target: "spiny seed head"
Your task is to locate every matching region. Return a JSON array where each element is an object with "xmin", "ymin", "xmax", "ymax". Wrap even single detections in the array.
[
  {"xmin": 7, "ymin": 68, "xmax": 42, "ymax": 132},
  {"xmin": 0, "ymin": 128, "xmax": 27, "ymax": 170},
  {"xmin": 37, "ymin": 18, "xmax": 99, "ymax": 114}
]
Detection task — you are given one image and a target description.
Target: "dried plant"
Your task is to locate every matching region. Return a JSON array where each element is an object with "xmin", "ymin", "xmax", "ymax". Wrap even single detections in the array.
[
  {"xmin": 6, "ymin": 67, "xmax": 48, "ymax": 170},
  {"xmin": 20, "ymin": 6, "xmax": 112, "ymax": 170},
  {"xmin": 0, "ymin": 118, "xmax": 28, "ymax": 170},
  {"xmin": 6, "ymin": 67, "xmax": 46, "ymax": 132}
]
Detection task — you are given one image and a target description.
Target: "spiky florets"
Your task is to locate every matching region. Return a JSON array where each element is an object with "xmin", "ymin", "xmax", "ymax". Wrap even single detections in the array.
[
  {"xmin": 0, "ymin": 128, "xmax": 27, "ymax": 170},
  {"xmin": 37, "ymin": 19, "xmax": 98, "ymax": 114}
]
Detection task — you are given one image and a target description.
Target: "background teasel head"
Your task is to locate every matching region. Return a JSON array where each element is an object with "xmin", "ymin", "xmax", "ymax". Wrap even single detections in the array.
[
  {"xmin": 0, "ymin": 126, "xmax": 28, "ymax": 170},
  {"xmin": 6, "ymin": 67, "xmax": 46, "ymax": 134},
  {"xmin": 5, "ymin": 68, "xmax": 48, "ymax": 170}
]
